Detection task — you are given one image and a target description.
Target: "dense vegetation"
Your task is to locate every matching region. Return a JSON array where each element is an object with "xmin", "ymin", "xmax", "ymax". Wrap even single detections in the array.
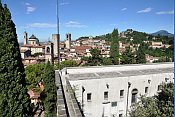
[
  {"xmin": 25, "ymin": 63, "xmax": 45, "ymax": 90},
  {"xmin": 129, "ymin": 83, "xmax": 174, "ymax": 117},
  {"xmin": 25, "ymin": 63, "xmax": 57, "ymax": 116},
  {"xmin": 0, "ymin": 2, "xmax": 33, "ymax": 117},
  {"xmin": 41, "ymin": 62, "xmax": 57, "ymax": 117},
  {"xmin": 110, "ymin": 28, "xmax": 120, "ymax": 64}
]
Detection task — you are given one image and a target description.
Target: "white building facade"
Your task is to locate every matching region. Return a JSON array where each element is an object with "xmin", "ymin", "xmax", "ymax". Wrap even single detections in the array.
[{"xmin": 61, "ymin": 63, "xmax": 174, "ymax": 117}]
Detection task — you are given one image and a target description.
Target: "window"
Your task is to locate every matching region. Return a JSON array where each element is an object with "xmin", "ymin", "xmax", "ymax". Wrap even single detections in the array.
[
  {"xmin": 131, "ymin": 89, "xmax": 138, "ymax": 103},
  {"xmin": 157, "ymin": 85, "xmax": 162, "ymax": 91},
  {"xmin": 104, "ymin": 91, "xmax": 108, "ymax": 100},
  {"xmin": 119, "ymin": 114, "xmax": 123, "ymax": 117},
  {"xmin": 46, "ymin": 47, "xmax": 50, "ymax": 53},
  {"xmin": 145, "ymin": 87, "xmax": 148, "ymax": 93},
  {"xmin": 87, "ymin": 93, "xmax": 91, "ymax": 101},
  {"xmin": 111, "ymin": 101, "xmax": 117, "ymax": 107},
  {"xmin": 120, "ymin": 90, "xmax": 124, "ymax": 97}
]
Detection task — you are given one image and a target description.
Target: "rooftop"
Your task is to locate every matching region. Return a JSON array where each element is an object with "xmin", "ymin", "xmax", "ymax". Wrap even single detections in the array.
[
  {"xmin": 60, "ymin": 62, "xmax": 174, "ymax": 81},
  {"xmin": 29, "ymin": 34, "xmax": 37, "ymax": 39}
]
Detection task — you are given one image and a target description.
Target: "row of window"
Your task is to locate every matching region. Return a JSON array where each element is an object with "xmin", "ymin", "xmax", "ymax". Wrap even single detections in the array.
[{"xmin": 86, "ymin": 85, "xmax": 162, "ymax": 102}]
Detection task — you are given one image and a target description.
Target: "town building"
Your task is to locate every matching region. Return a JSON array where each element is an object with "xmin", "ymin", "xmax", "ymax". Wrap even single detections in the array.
[
  {"xmin": 20, "ymin": 31, "xmax": 56, "ymax": 65},
  {"xmin": 58, "ymin": 62, "xmax": 174, "ymax": 117}
]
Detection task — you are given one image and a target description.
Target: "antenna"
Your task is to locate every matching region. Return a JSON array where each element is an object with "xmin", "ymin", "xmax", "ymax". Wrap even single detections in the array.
[
  {"xmin": 56, "ymin": 0, "xmax": 60, "ymax": 67},
  {"xmin": 56, "ymin": 0, "xmax": 59, "ymax": 35}
]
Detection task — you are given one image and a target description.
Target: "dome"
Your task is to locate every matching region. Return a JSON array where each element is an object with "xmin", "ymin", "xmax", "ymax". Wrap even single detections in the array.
[{"xmin": 29, "ymin": 34, "xmax": 37, "ymax": 39}]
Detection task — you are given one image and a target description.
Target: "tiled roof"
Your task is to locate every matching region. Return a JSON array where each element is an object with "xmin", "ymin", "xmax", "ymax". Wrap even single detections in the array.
[{"xmin": 75, "ymin": 46, "xmax": 91, "ymax": 50}]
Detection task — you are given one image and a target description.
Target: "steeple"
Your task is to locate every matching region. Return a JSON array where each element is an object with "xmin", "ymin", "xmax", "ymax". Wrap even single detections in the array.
[{"xmin": 23, "ymin": 31, "xmax": 28, "ymax": 45}]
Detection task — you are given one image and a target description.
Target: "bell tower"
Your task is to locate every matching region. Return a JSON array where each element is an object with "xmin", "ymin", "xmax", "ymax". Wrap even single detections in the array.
[
  {"xmin": 45, "ymin": 41, "xmax": 54, "ymax": 64},
  {"xmin": 65, "ymin": 33, "xmax": 71, "ymax": 49},
  {"xmin": 24, "ymin": 31, "xmax": 28, "ymax": 45}
]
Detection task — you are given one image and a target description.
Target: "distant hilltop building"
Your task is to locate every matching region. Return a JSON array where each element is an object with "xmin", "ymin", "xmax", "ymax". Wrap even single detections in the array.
[
  {"xmin": 65, "ymin": 33, "xmax": 71, "ymax": 49},
  {"xmin": 20, "ymin": 31, "xmax": 55, "ymax": 65},
  {"xmin": 20, "ymin": 31, "xmax": 74, "ymax": 65}
]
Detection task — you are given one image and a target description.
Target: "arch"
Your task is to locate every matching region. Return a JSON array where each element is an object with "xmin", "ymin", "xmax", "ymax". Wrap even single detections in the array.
[
  {"xmin": 46, "ymin": 47, "xmax": 50, "ymax": 53},
  {"xmin": 131, "ymin": 88, "xmax": 138, "ymax": 103}
]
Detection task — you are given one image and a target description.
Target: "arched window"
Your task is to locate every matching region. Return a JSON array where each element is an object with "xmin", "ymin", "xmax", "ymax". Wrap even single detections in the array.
[
  {"xmin": 131, "ymin": 88, "xmax": 138, "ymax": 103},
  {"xmin": 46, "ymin": 47, "xmax": 50, "ymax": 53}
]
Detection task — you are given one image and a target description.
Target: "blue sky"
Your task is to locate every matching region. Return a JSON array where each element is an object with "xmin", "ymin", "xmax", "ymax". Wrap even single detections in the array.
[{"xmin": 1, "ymin": 0, "xmax": 174, "ymax": 42}]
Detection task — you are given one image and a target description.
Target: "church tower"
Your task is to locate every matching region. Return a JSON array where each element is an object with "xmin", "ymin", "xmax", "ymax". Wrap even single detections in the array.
[
  {"xmin": 52, "ymin": 34, "xmax": 60, "ymax": 57},
  {"xmin": 45, "ymin": 41, "xmax": 54, "ymax": 64},
  {"xmin": 24, "ymin": 31, "xmax": 28, "ymax": 45},
  {"xmin": 65, "ymin": 33, "xmax": 71, "ymax": 49}
]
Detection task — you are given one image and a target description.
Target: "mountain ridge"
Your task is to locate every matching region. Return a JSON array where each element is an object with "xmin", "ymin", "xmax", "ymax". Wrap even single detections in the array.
[{"xmin": 151, "ymin": 30, "xmax": 174, "ymax": 37}]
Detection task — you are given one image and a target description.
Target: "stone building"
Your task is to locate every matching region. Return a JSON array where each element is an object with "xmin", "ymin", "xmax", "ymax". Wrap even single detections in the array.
[
  {"xmin": 58, "ymin": 62, "xmax": 174, "ymax": 117},
  {"xmin": 20, "ymin": 31, "xmax": 54, "ymax": 64},
  {"xmin": 65, "ymin": 33, "xmax": 71, "ymax": 49}
]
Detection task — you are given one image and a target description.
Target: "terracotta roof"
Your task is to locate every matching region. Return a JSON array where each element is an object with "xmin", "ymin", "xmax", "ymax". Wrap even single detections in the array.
[
  {"xmin": 21, "ymin": 44, "xmax": 33, "ymax": 47},
  {"xmin": 75, "ymin": 46, "xmax": 91, "ymax": 50},
  {"xmin": 31, "ymin": 95, "xmax": 40, "ymax": 99},
  {"xmin": 20, "ymin": 49, "xmax": 29, "ymax": 53}
]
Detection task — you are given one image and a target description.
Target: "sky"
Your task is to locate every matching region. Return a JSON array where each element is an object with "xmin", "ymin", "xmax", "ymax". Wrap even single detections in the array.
[{"xmin": 1, "ymin": 0, "xmax": 174, "ymax": 42}]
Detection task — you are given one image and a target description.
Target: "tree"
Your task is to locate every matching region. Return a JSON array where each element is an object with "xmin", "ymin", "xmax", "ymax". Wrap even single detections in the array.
[
  {"xmin": 136, "ymin": 44, "xmax": 146, "ymax": 64},
  {"xmin": 121, "ymin": 47, "xmax": 136, "ymax": 64},
  {"xmin": 59, "ymin": 60, "xmax": 78, "ymax": 69},
  {"xmin": 90, "ymin": 48, "xmax": 101, "ymax": 60},
  {"xmin": 41, "ymin": 62, "xmax": 57, "ymax": 117},
  {"xmin": 156, "ymin": 83, "xmax": 174, "ymax": 117},
  {"xmin": 102, "ymin": 57, "xmax": 113, "ymax": 65},
  {"xmin": 129, "ymin": 83, "xmax": 174, "ymax": 117},
  {"xmin": 86, "ymin": 48, "xmax": 102, "ymax": 66},
  {"xmin": 129, "ymin": 96, "xmax": 160, "ymax": 117},
  {"xmin": 0, "ymin": 2, "xmax": 32, "ymax": 117},
  {"xmin": 110, "ymin": 28, "xmax": 120, "ymax": 64},
  {"xmin": 25, "ymin": 64, "xmax": 45, "ymax": 89}
]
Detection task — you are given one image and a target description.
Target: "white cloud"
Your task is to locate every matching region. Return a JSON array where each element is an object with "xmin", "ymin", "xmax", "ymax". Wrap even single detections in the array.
[
  {"xmin": 137, "ymin": 7, "xmax": 152, "ymax": 13},
  {"xmin": 25, "ymin": 3, "xmax": 36, "ymax": 14},
  {"xmin": 121, "ymin": 8, "xmax": 127, "ymax": 11},
  {"xmin": 24, "ymin": 23, "xmax": 57, "ymax": 28},
  {"xmin": 25, "ymin": 3, "xmax": 31, "ymax": 6},
  {"xmin": 27, "ymin": 6, "xmax": 36, "ymax": 14},
  {"xmin": 65, "ymin": 21, "xmax": 88, "ymax": 28},
  {"xmin": 59, "ymin": 2, "xmax": 69, "ymax": 6},
  {"xmin": 156, "ymin": 10, "xmax": 174, "ymax": 15}
]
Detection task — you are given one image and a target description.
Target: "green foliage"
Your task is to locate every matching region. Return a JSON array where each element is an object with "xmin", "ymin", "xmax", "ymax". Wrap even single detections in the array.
[
  {"xmin": 136, "ymin": 44, "xmax": 146, "ymax": 64},
  {"xmin": 110, "ymin": 28, "xmax": 120, "ymax": 64},
  {"xmin": 90, "ymin": 48, "xmax": 101, "ymax": 59},
  {"xmin": 25, "ymin": 63, "xmax": 45, "ymax": 89},
  {"xmin": 102, "ymin": 57, "xmax": 113, "ymax": 65},
  {"xmin": 156, "ymin": 83, "xmax": 174, "ymax": 117},
  {"xmin": 121, "ymin": 47, "xmax": 136, "ymax": 64},
  {"xmin": 41, "ymin": 62, "xmax": 57, "ymax": 116},
  {"xmin": 129, "ymin": 96, "xmax": 160, "ymax": 117},
  {"xmin": 0, "ymin": 2, "xmax": 32, "ymax": 117},
  {"xmin": 57, "ymin": 60, "xmax": 78, "ymax": 69},
  {"xmin": 85, "ymin": 48, "xmax": 102, "ymax": 66},
  {"xmin": 81, "ymin": 56, "xmax": 89, "ymax": 61},
  {"xmin": 129, "ymin": 83, "xmax": 174, "ymax": 117}
]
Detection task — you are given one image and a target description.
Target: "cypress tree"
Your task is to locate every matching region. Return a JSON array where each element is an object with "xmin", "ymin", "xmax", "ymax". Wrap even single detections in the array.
[
  {"xmin": 136, "ymin": 44, "xmax": 146, "ymax": 64},
  {"xmin": 41, "ymin": 62, "xmax": 57, "ymax": 117},
  {"xmin": 110, "ymin": 28, "xmax": 120, "ymax": 64},
  {"xmin": 0, "ymin": 2, "xmax": 32, "ymax": 117}
]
